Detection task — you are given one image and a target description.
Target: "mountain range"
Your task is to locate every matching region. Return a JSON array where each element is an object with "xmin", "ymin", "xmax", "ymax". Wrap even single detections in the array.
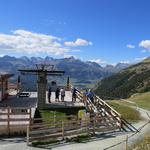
[
  {"xmin": 0, "ymin": 55, "xmax": 130, "ymax": 90},
  {"xmin": 94, "ymin": 57, "xmax": 150, "ymax": 99}
]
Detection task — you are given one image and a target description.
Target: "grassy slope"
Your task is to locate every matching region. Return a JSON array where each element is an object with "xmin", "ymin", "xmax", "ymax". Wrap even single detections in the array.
[
  {"xmin": 130, "ymin": 136, "xmax": 150, "ymax": 150},
  {"xmin": 107, "ymin": 93, "xmax": 150, "ymax": 149},
  {"xmin": 107, "ymin": 100, "xmax": 141, "ymax": 122},
  {"xmin": 94, "ymin": 58, "xmax": 150, "ymax": 99},
  {"xmin": 127, "ymin": 92, "xmax": 150, "ymax": 110}
]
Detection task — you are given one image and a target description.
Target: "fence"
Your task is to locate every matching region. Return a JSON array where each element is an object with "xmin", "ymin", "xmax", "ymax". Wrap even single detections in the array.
[
  {"xmin": 0, "ymin": 107, "xmax": 32, "ymax": 135},
  {"xmin": 27, "ymin": 115, "xmax": 120, "ymax": 145}
]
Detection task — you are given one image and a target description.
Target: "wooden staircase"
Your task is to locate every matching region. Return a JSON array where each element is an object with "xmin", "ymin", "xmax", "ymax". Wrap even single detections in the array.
[{"xmin": 74, "ymin": 88, "xmax": 138, "ymax": 132}]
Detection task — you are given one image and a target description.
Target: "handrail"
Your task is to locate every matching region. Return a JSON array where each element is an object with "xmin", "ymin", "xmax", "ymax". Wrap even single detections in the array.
[
  {"xmin": 95, "ymin": 96, "xmax": 121, "ymax": 117},
  {"xmin": 70, "ymin": 85, "xmax": 137, "ymax": 132}
]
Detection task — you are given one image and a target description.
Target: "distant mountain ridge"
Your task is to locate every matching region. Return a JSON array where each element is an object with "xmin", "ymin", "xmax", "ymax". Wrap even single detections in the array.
[
  {"xmin": 0, "ymin": 55, "xmax": 129, "ymax": 75},
  {"xmin": 94, "ymin": 57, "xmax": 150, "ymax": 99},
  {"xmin": 0, "ymin": 55, "xmax": 130, "ymax": 90}
]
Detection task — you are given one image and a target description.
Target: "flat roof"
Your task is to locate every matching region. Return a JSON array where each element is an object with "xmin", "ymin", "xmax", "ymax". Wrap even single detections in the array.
[
  {"xmin": 0, "ymin": 92, "xmax": 37, "ymax": 108},
  {"xmin": 0, "ymin": 73, "xmax": 14, "ymax": 81}
]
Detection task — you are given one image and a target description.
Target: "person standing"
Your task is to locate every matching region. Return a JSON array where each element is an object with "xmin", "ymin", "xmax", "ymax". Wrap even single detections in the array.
[
  {"xmin": 48, "ymin": 87, "xmax": 51, "ymax": 103},
  {"xmin": 87, "ymin": 89, "xmax": 95, "ymax": 103},
  {"xmin": 72, "ymin": 87, "xmax": 77, "ymax": 102},
  {"xmin": 60, "ymin": 88, "xmax": 65, "ymax": 102},
  {"xmin": 55, "ymin": 87, "xmax": 60, "ymax": 102}
]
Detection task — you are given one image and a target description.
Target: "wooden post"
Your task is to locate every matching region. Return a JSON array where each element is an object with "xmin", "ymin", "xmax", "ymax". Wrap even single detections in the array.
[
  {"xmin": 126, "ymin": 135, "xmax": 128, "ymax": 150},
  {"xmin": 54, "ymin": 111, "xmax": 56, "ymax": 127},
  {"xmin": 119, "ymin": 118, "xmax": 123, "ymax": 130},
  {"xmin": 62, "ymin": 121, "xmax": 64, "ymax": 140},
  {"xmin": 93, "ymin": 117, "xmax": 96, "ymax": 135},
  {"xmin": 29, "ymin": 108, "xmax": 32, "ymax": 125},
  {"xmin": 26, "ymin": 126, "xmax": 29, "ymax": 146},
  {"xmin": 83, "ymin": 95, "xmax": 87, "ymax": 105},
  {"xmin": 17, "ymin": 75, "xmax": 20, "ymax": 94},
  {"xmin": 7, "ymin": 107, "xmax": 10, "ymax": 135},
  {"xmin": 66, "ymin": 76, "xmax": 70, "ymax": 91}
]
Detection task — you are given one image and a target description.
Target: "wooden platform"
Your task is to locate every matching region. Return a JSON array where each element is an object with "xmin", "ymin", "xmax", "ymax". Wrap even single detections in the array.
[
  {"xmin": 0, "ymin": 91, "xmax": 84, "ymax": 109},
  {"xmin": 45, "ymin": 91, "xmax": 84, "ymax": 109},
  {"xmin": 0, "ymin": 92, "xmax": 37, "ymax": 108}
]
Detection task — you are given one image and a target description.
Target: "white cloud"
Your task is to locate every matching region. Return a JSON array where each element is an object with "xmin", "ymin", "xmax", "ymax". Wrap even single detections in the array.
[
  {"xmin": 120, "ymin": 60, "xmax": 130, "ymax": 64},
  {"xmin": 134, "ymin": 57, "xmax": 147, "ymax": 62},
  {"xmin": 89, "ymin": 59, "xmax": 107, "ymax": 65},
  {"xmin": 139, "ymin": 40, "xmax": 150, "ymax": 51},
  {"xmin": 126, "ymin": 44, "xmax": 135, "ymax": 49},
  {"xmin": 0, "ymin": 29, "xmax": 70, "ymax": 56},
  {"xmin": 0, "ymin": 54, "xmax": 4, "ymax": 57},
  {"xmin": 64, "ymin": 38, "xmax": 93, "ymax": 47}
]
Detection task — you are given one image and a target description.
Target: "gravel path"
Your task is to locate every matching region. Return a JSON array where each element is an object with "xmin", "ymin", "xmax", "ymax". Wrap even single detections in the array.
[{"xmin": 0, "ymin": 107, "xmax": 149, "ymax": 150}]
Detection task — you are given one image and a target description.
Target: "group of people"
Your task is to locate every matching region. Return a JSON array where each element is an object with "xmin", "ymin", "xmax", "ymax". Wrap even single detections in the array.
[
  {"xmin": 48, "ymin": 87, "xmax": 65, "ymax": 103},
  {"xmin": 48, "ymin": 86, "xmax": 95, "ymax": 104}
]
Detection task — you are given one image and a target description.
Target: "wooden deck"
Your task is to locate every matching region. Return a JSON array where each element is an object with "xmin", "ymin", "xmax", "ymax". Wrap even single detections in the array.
[
  {"xmin": 0, "ymin": 90, "xmax": 84, "ymax": 109},
  {"xmin": 45, "ymin": 91, "xmax": 84, "ymax": 108}
]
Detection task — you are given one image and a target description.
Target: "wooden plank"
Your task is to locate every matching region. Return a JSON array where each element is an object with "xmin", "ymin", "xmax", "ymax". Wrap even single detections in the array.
[
  {"xmin": 95, "ymin": 126, "xmax": 119, "ymax": 132},
  {"xmin": 7, "ymin": 107, "xmax": 10, "ymax": 135},
  {"xmin": 32, "ymin": 116, "xmax": 77, "ymax": 123},
  {"xmin": 0, "ymin": 113, "xmax": 10, "ymax": 115},
  {"xmin": 30, "ymin": 127, "xmax": 62, "ymax": 136},
  {"xmin": 65, "ymin": 127, "xmax": 88, "ymax": 136},
  {"xmin": 30, "ymin": 122, "xmax": 89, "ymax": 134},
  {"xmin": 30, "ymin": 119, "xmax": 80, "ymax": 129},
  {"xmin": 0, "ymin": 118, "xmax": 30, "ymax": 122},
  {"xmin": 29, "ymin": 132, "xmax": 63, "ymax": 142},
  {"xmin": 96, "ymin": 96, "xmax": 121, "ymax": 117},
  {"xmin": 30, "ymin": 123, "xmax": 88, "ymax": 135},
  {"xmin": 10, "ymin": 112, "xmax": 30, "ymax": 115},
  {"xmin": 62, "ymin": 122, "xmax": 64, "ymax": 139}
]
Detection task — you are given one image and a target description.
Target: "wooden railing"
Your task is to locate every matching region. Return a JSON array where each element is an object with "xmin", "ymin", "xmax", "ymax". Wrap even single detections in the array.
[
  {"xmin": 27, "ymin": 115, "xmax": 119, "ymax": 145},
  {"xmin": 26, "ymin": 86, "xmax": 138, "ymax": 145},
  {"xmin": 70, "ymin": 86, "xmax": 138, "ymax": 132},
  {"xmin": 0, "ymin": 107, "xmax": 32, "ymax": 135}
]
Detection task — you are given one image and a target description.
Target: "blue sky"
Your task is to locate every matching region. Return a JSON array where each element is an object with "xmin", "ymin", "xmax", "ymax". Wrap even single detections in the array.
[{"xmin": 0, "ymin": 0, "xmax": 150, "ymax": 65}]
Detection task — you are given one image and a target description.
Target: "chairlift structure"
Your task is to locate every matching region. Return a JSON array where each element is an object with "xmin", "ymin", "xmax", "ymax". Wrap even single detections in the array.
[{"xmin": 18, "ymin": 64, "xmax": 65, "ymax": 109}]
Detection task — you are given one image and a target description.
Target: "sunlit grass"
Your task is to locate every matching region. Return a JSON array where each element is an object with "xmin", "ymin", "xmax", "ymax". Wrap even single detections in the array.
[
  {"xmin": 40, "ymin": 110, "xmax": 66, "ymax": 122},
  {"xmin": 129, "ymin": 136, "xmax": 150, "ymax": 150},
  {"xmin": 127, "ymin": 92, "xmax": 150, "ymax": 110},
  {"xmin": 107, "ymin": 100, "xmax": 141, "ymax": 122}
]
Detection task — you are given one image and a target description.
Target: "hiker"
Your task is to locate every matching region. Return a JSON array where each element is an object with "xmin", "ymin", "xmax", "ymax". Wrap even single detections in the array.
[
  {"xmin": 55, "ymin": 87, "xmax": 60, "ymax": 102},
  {"xmin": 60, "ymin": 88, "xmax": 65, "ymax": 102},
  {"xmin": 48, "ymin": 87, "xmax": 51, "ymax": 103},
  {"xmin": 87, "ymin": 89, "xmax": 95, "ymax": 103},
  {"xmin": 72, "ymin": 87, "xmax": 77, "ymax": 102},
  {"xmin": 84, "ymin": 89, "xmax": 88, "ymax": 97}
]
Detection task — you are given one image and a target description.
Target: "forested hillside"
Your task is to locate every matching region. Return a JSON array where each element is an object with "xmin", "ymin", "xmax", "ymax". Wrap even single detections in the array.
[{"xmin": 94, "ymin": 58, "xmax": 150, "ymax": 99}]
